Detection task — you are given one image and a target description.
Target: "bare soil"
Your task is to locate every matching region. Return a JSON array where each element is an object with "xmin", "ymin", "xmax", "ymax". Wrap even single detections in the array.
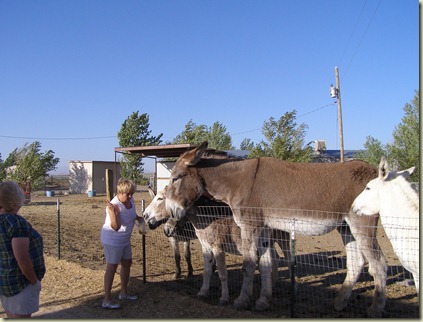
[{"xmin": 0, "ymin": 190, "xmax": 419, "ymax": 318}]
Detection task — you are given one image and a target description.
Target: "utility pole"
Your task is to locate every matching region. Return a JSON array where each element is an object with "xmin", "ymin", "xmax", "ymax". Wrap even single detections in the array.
[{"xmin": 334, "ymin": 66, "xmax": 344, "ymax": 162}]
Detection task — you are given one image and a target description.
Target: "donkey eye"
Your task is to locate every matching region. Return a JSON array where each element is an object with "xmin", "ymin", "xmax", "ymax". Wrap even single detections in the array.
[{"xmin": 171, "ymin": 173, "xmax": 185, "ymax": 184}]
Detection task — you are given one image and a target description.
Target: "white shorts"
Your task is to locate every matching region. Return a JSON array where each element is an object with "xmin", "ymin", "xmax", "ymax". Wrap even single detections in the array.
[
  {"xmin": 103, "ymin": 243, "xmax": 132, "ymax": 264},
  {"xmin": 0, "ymin": 280, "xmax": 41, "ymax": 315}
]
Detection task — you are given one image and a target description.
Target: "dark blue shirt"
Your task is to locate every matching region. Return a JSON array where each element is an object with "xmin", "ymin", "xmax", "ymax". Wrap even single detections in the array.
[{"xmin": 0, "ymin": 213, "xmax": 46, "ymax": 297}]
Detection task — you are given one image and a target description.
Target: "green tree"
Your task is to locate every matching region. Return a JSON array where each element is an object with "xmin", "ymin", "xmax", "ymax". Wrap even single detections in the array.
[
  {"xmin": 355, "ymin": 136, "xmax": 387, "ymax": 167},
  {"xmin": 173, "ymin": 120, "xmax": 234, "ymax": 150},
  {"xmin": 206, "ymin": 122, "xmax": 234, "ymax": 150},
  {"xmin": 0, "ymin": 154, "xmax": 4, "ymax": 181},
  {"xmin": 6, "ymin": 141, "xmax": 59, "ymax": 190},
  {"xmin": 173, "ymin": 120, "xmax": 208, "ymax": 144},
  {"xmin": 387, "ymin": 90, "xmax": 420, "ymax": 182},
  {"xmin": 249, "ymin": 110, "xmax": 313, "ymax": 162},
  {"xmin": 117, "ymin": 112, "xmax": 163, "ymax": 184},
  {"xmin": 240, "ymin": 138, "xmax": 255, "ymax": 151}
]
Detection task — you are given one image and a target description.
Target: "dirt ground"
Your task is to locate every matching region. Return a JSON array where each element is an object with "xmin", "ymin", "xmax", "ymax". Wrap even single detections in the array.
[{"xmin": 0, "ymin": 190, "xmax": 419, "ymax": 318}]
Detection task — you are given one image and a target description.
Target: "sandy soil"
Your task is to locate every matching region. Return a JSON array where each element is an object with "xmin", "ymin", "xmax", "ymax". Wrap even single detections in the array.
[{"xmin": 0, "ymin": 191, "xmax": 419, "ymax": 318}]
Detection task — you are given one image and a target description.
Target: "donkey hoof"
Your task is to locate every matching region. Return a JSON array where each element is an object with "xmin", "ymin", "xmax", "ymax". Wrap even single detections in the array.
[
  {"xmin": 333, "ymin": 298, "xmax": 347, "ymax": 312},
  {"xmin": 219, "ymin": 299, "xmax": 230, "ymax": 306},
  {"xmin": 233, "ymin": 297, "xmax": 250, "ymax": 310},
  {"xmin": 197, "ymin": 292, "xmax": 209, "ymax": 300},
  {"xmin": 173, "ymin": 273, "xmax": 183, "ymax": 279},
  {"xmin": 255, "ymin": 298, "xmax": 270, "ymax": 311},
  {"xmin": 186, "ymin": 272, "xmax": 194, "ymax": 279},
  {"xmin": 367, "ymin": 306, "xmax": 383, "ymax": 318}
]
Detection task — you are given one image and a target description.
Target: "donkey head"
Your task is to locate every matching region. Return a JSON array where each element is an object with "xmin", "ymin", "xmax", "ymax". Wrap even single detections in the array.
[
  {"xmin": 165, "ymin": 141, "xmax": 209, "ymax": 221},
  {"xmin": 143, "ymin": 187, "xmax": 171, "ymax": 229}
]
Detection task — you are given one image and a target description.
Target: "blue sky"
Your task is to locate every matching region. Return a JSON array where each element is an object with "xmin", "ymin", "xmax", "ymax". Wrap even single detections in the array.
[{"xmin": 0, "ymin": 0, "xmax": 419, "ymax": 174}]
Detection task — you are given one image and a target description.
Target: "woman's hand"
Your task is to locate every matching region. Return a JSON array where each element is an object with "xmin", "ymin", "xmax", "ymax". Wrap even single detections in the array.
[
  {"xmin": 106, "ymin": 200, "xmax": 121, "ymax": 231},
  {"xmin": 135, "ymin": 215, "xmax": 147, "ymax": 234}
]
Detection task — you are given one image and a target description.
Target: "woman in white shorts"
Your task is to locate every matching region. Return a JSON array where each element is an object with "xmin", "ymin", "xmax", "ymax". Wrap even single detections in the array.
[{"xmin": 100, "ymin": 178, "xmax": 145, "ymax": 309}]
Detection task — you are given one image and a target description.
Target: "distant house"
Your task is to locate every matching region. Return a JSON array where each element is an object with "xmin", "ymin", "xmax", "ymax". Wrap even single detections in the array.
[
  {"xmin": 311, "ymin": 140, "xmax": 359, "ymax": 163},
  {"xmin": 68, "ymin": 161, "xmax": 121, "ymax": 194},
  {"xmin": 312, "ymin": 149, "xmax": 359, "ymax": 163}
]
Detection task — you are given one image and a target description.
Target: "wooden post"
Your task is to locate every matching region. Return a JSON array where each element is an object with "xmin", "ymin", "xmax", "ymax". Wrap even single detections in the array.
[
  {"xmin": 335, "ymin": 66, "xmax": 344, "ymax": 162},
  {"xmin": 106, "ymin": 169, "xmax": 113, "ymax": 201},
  {"xmin": 57, "ymin": 198, "xmax": 61, "ymax": 260}
]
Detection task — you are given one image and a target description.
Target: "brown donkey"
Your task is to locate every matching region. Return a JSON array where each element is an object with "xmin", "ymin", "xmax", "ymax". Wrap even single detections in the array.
[{"xmin": 163, "ymin": 141, "xmax": 387, "ymax": 317}]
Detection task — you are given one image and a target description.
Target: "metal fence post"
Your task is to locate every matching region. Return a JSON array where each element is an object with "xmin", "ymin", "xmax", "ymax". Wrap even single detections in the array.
[
  {"xmin": 290, "ymin": 218, "xmax": 296, "ymax": 318},
  {"xmin": 57, "ymin": 198, "xmax": 61, "ymax": 260},
  {"xmin": 141, "ymin": 199, "xmax": 146, "ymax": 284}
]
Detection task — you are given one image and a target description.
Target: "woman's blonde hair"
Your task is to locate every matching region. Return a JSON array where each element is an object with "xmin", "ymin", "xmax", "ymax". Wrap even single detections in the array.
[
  {"xmin": 117, "ymin": 178, "xmax": 136, "ymax": 195},
  {"xmin": 0, "ymin": 181, "xmax": 25, "ymax": 212}
]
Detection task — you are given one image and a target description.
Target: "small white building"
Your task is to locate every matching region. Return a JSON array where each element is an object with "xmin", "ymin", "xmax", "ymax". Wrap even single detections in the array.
[
  {"xmin": 68, "ymin": 160, "xmax": 121, "ymax": 194},
  {"xmin": 156, "ymin": 160, "xmax": 174, "ymax": 192}
]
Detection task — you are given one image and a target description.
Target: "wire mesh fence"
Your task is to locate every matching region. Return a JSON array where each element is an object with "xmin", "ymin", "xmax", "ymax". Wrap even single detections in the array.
[{"xmin": 137, "ymin": 206, "xmax": 419, "ymax": 318}]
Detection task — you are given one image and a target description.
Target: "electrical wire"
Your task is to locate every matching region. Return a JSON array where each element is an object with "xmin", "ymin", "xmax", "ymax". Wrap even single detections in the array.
[
  {"xmin": 1, "ymin": 101, "xmax": 337, "ymax": 142},
  {"xmin": 0, "ymin": 135, "xmax": 116, "ymax": 140},
  {"xmin": 343, "ymin": 0, "xmax": 383, "ymax": 79},
  {"xmin": 230, "ymin": 102, "xmax": 337, "ymax": 137},
  {"xmin": 297, "ymin": 102, "xmax": 336, "ymax": 118},
  {"xmin": 338, "ymin": 0, "xmax": 368, "ymax": 68}
]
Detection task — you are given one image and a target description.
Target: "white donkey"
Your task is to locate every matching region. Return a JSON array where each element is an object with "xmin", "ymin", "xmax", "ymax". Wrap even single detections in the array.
[
  {"xmin": 147, "ymin": 188, "xmax": 196, "ymax": 279},
  {"xmin": 144, "ymin": 187, "xmax": 290, "ymax": 308},
  {"xmin": 352, "ymin": 157, "xmax": 419, "ymax": 295}
]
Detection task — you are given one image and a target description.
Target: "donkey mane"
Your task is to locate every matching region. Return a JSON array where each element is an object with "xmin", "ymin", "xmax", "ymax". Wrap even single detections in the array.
[
  {"xmin": 196, "ymin": 151, "xmax": 244, "ymax": 168},
  {"xmin": 394, "ymin": 176, "xmax": 419, "ymax": 214}
]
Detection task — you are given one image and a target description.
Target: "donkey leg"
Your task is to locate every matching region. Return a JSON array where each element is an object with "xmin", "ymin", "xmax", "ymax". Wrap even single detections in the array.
[
  {"xmin": 346, "ymin": 215, "xmax": 387, "ymax": 318},
  {"xmin": 270, "ymin": 245, "xmax": 279, "ymax": 286},
  {"xmin": 365, "ymin": 249, "xmax": 387, "ymax": 318},
  {"xmin": 183, "ymin": 241, "xmax": 194, "ymax": 279},
  {"xmin": 214, "ymin": 250, "xmax": 230, "ymax": 306},
  {"xmin": 169, "ymin": 237, "xmax": 183, "ymax": 279},
  {"xmin": 275, "ymin": 230, "xmax": 291, "ymax": 266},
  {"xmin": 197, "ymin": 249, "xmax": 214, "ymax": 299},
  {"xmin": 334, "ymin": 233, "xmax": 364, "ymax": 312},
  {"xmin": 233, "ymin": 225, "xmax": 259, "ymax": 310},
  {"xmin": 413, "ymin": 274, "xmax": 419, "ymax": 295},
  {"xmin": 255, "ymin": 238, "xmax": 276, "ymax": 311}
]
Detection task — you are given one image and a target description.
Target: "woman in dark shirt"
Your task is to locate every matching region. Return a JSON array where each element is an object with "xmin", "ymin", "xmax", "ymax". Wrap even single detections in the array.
[{"xmin": 0, "ymin": 181, "xmax": 45, "ymax": 318}]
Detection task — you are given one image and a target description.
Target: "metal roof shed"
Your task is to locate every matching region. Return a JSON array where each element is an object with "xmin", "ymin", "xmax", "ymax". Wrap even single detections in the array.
[
  {"xmin": 114, "ymin": 144, "xmax": 201, "ymax": 193},
  {"xmin": 114, "ymin": 144, "xmax": 249, "ymax": 192}
]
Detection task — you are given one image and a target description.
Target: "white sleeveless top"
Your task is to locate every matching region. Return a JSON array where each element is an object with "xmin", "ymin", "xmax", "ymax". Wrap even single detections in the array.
[{"xmin": 100, "ymin": 195, "xmax": 136, "ymax": 247}]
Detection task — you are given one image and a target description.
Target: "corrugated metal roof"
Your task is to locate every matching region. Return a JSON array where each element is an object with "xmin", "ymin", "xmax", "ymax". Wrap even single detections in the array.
[
  {"xmin": 113, "ymin": 143, "xmax": 230, "ymax": 158},
  {"xmin": 114, "ymin": 144, "xmax": 250, "ymax": 159}
]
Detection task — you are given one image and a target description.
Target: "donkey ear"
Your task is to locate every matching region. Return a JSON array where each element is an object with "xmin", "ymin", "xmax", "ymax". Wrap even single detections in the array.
[
  {"xmin": 148, "ymin": 187, "xmax": 156, "ymax": 199},
  {"xmin": 397, "ymin": 166, "xmax": 415, "ymax": 179},
  {"xmin": 378, "ymin": 156, "xmax": 389, "ymax": 180},
  {"xmin": 184, "ymin": 141, "xmax": 208, "ymax": 166}
]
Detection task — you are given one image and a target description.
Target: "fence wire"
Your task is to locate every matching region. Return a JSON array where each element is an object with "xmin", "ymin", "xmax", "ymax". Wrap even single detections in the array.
[{"xmin": 139, "ymin": 206, "xmax": 419, "ymax": 318}]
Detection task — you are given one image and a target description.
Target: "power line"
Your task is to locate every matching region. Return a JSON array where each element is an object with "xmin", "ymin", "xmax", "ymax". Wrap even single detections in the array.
[
  {"xmin": 297, "ymin": 102, "xmax": 336, "ymax": 118},
  {"xmin": 2, "ymin": 102, "xmax": 337, "ymax": 141},
  {"xmin": 338, "ymin": 0, "xmax": 368, "ymax": 68},
  {"xmin": 230, "ymin": 102, "xmax": 337, "ymax": 137},
  {"xmin": 0, "ymin": 135, "xmax": 116, "ymax": 140},
  {"xmin": 230, "ymin": 128, "xmax": 262, "ymax": 137},
  {"xmin": 343, "ymin": 0, "xmax": 382, "ymax": 79}
]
